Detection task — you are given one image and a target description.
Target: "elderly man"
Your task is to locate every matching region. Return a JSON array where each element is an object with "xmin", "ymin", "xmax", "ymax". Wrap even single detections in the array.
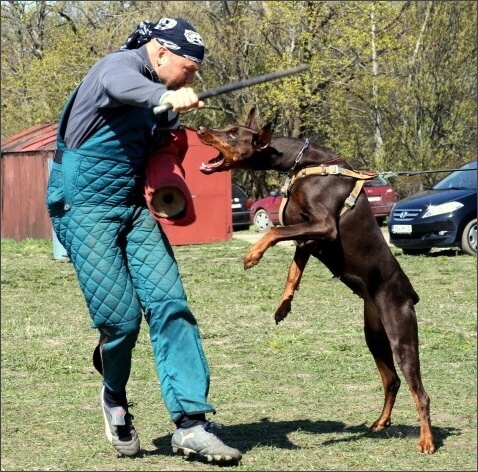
[{"xmin": 46, "ymin": 17, "xmax": 242, "ymax": 464}]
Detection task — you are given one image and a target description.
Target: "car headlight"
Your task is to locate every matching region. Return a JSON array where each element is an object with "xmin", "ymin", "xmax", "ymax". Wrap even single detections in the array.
[{"xmin": 422, "ymin": 201, "xmax": 464, "ymax": 218}]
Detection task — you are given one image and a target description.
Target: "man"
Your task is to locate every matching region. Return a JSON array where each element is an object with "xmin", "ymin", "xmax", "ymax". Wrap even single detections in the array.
[{"xmin": 46, "ymin": 18, "xmax": 242, "ymax": 464}]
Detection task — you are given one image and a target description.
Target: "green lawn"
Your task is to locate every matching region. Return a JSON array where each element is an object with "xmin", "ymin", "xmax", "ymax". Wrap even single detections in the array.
[{"xmin": 1, "ymin": 238, "xmax": 476, "ymax": 471}]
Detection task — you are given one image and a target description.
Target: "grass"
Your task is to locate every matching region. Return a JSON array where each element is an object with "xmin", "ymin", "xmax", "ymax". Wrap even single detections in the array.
[{"xmin": 1, "ymin": 235, "xmax": 476, "ymax": 471}]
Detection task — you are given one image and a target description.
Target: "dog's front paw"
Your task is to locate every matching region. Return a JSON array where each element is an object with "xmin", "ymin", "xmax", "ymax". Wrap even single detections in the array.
[
  {"xmin": 243, "ymin": 251, "xmax": 261, "ymax": 269},
  {"xmin": 274, "ymin": 299, "xmax": 292, "ymax": 324}
]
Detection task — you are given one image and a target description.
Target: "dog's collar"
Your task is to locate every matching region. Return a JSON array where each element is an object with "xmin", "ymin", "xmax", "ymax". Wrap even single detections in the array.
[{"xmin": 287, "ymin": 139, "xmax": 310, "ymax": 176}]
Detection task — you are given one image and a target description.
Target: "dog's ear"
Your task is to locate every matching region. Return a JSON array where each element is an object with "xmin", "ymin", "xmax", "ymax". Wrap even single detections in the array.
[
  {"xmin": 253, "ymin": 121, "xmax": 273, "ymax": 150},
  {"xmin": 245, "ymin": 107, "xmax": 257, "ymax": 130}
]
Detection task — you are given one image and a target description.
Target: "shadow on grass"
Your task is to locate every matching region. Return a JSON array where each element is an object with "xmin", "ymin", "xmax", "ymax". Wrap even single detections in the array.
[
  {"xmin": 396, "ymin": 248, "xmax": 465, "ymax": 258},
  {"xmin": 425, "ymin": 249, "xmax": 463, "ymax": 258},
  {"xmin": 144, "ymin": 417, "xmax": 456, "ymax": 459}
]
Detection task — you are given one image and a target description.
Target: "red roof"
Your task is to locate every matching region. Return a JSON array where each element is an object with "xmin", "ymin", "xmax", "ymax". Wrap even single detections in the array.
[
  {"xmin": 1, "ymin": 123, "xmax": 216, "ymax": 157},
  {"xmin": 1, "ymin": 123, "xmax": 58, "ymax": 153}
]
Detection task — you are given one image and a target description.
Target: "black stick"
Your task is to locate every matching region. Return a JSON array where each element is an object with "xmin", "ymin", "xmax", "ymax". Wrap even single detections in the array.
[{"xmin": 153, "ymin": 64, "xmax": 309, "ymax": 114}]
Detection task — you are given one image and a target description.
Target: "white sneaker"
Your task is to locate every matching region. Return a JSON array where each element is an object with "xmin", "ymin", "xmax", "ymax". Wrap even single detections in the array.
[
  {"xmin": 171, "ymin": 421, "xmax": 242, "ymax": 463},
  {"xmin": 100, "ymin": 386, "xmax": 140, "ymax": 456}
]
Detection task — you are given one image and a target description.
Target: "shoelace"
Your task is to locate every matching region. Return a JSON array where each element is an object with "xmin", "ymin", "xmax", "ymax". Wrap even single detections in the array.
[
  {"xmin": 116, "ymin": 412, "xmax": 135, "ymax": 441},
  {"xmin": 204, "ymin": 421, "xmax": 225, "ymax": 432},
  {"xmin": 115, "ymin": 402, "xmax": 135, "ymax": 441}
]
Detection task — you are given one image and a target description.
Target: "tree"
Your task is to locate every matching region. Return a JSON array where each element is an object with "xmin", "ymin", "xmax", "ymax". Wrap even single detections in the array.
[{"xmin": 2, "ymin": 1, "xmax": 476, "ymax": 200}]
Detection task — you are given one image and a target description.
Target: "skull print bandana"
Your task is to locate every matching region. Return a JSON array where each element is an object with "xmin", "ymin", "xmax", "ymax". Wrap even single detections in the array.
[{"xmin": 120, "ymin": 17, "xmax": 205, "ymax": 64}]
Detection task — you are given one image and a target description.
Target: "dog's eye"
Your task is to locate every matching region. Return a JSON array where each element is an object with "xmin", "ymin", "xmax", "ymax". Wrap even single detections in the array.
[{"xmin": 228, "ymin": 128, "xmax": 238, "ymax": 139}]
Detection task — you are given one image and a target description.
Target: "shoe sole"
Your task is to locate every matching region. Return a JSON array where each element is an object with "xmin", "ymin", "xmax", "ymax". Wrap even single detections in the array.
[{"xmin": 172, "ymin": 445, "xmax": 241, "ymax": 463}]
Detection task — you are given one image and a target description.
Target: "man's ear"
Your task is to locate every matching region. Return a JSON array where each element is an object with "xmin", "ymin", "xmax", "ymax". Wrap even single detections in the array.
[
  {"xmin": 156, "ymin": 45, "xmax": 169, "ymax": 65},
  {"xmin": 253, "ymin": 121, "xmax": 273, "ymax": 149}
]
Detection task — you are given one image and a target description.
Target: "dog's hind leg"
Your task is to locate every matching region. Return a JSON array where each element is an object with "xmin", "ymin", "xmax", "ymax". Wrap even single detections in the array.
[
  {"xmin": 363, "ymin": 300, "xmax": 401, "ymax": 432},
  {"xmin": 274, "ymin": 246, "xmax": 311, "ymax": 324},
  {"xmin": 382, "ymin": 299, "xmax": 435, "ymax": 453},
  {"xmin": 373, "ymin": 293, "xmax": 435, "ymax": 454}
]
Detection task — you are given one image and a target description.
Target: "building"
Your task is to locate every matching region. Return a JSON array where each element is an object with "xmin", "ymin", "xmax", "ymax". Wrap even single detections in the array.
[{"xmin": 1, "ymin": 123, "xmax": 232, "ymax": 245}]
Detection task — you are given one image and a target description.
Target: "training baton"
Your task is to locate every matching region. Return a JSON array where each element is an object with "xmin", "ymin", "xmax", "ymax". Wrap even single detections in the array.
[{"xmin": 153, "ymin": 64, "xmax": 310, "ymax": 114}]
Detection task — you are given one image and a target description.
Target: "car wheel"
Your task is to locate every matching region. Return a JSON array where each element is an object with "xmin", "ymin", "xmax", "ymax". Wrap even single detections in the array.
[
  {"xmin": 253, "ymin": 209, "xmax": 273, "ymax": 232},
  {"xmin": 460, "ymin": 218, "xmax": 477, "ymax": 255},
  {"xmin": 375, "ymin": 216, "xmax": 386, "ymax": 226},
  {"xmin": 402, "ymin": 248, "xmax": 431, "ymax": 256}
]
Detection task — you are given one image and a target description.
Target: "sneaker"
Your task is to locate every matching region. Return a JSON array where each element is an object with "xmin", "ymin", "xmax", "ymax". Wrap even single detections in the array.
[
  {"xmin": 100, "ymin": 386, "xmax": 140, "ymax": 456},
  {"xmin": 171, "ymin": 421, "xmax": 242, "ymax": 463}
]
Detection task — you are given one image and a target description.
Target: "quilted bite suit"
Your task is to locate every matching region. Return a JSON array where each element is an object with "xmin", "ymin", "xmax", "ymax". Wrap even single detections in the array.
[{"xmin": 46, "ymin": 86, "xmax": 215, "ymax": 423}]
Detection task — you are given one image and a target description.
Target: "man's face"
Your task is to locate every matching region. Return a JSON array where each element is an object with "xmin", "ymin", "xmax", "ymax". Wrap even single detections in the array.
[{"xmin": 157, "ymin": 48, "xmax": 200, "ymax": 90}]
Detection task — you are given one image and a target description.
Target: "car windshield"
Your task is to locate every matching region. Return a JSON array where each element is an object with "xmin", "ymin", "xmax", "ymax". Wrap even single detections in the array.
[
  {"xmin": 232, "ymin": 185, "xmax": 247, "ymax": 199},
  {"xmin": 433, "ymin": 161, "xmax": 477, "ymax": 190}
]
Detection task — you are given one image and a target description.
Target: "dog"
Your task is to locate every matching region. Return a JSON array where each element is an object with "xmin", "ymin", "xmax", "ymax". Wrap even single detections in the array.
[{"xmin": 196, "ymin": 108, "xmax": 435, "ymax": 454}]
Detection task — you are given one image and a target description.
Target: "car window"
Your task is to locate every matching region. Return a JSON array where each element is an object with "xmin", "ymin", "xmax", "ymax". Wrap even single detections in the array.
[{"xmin": 433, "ymin": 161, "xmax": 477, "ymax": 190}]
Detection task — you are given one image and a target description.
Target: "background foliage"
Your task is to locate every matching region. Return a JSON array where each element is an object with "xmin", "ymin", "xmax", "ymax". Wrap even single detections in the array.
[{"xmin": 1, "ymin": 1, "xmax": 476, "ymax": 198}]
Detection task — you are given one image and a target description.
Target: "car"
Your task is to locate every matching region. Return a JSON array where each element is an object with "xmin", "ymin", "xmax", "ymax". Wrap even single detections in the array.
[
  {"xmin": 362, "ymin": 174, "xmax": 396, "ymax": 225},
  {"xmin": 249, "ymin": 175, "xmax": 396, "ymax": 232},
  {"xmin": 249, "ymin": 191, "xmax": 282, "ymax": 232},
  {"xmin": 231, "ymin": 184, "xmax": 253, "ymax": 230},
  {"xmin": 388, "ymin": 160, "xmax": 477, "ymax": 255}
]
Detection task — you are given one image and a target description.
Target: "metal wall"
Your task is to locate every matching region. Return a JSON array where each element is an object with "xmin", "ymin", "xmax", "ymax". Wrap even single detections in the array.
[{"xmin": 1, "ymin": 151, "xmax": 53, "ymax": 240}]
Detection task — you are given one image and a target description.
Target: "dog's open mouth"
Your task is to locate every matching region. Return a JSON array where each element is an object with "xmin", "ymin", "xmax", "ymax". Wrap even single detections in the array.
[{"xmin": 199, "ymin": 153, "xmax": 225, "ymax": 174}]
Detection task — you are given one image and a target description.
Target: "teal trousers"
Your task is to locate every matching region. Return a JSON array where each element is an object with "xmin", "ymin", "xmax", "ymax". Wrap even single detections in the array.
[{"xmin": 47, "ymin": 152, "xmax": 214, "ymax": 422}]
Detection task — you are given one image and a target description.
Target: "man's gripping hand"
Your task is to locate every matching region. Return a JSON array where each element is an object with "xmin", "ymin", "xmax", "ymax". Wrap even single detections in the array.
[{"xmin": 160, "ymin": 88, "xmax": 205, "ymax": 113}]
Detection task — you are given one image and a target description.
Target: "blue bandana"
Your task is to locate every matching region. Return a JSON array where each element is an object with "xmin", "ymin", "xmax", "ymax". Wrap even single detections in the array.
[{"xmin": 120, "ymin": 17, "xmax": 205, "ymax": 64}]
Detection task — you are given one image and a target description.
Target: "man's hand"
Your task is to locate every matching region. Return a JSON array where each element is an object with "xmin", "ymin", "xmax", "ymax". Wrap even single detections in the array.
[{"xmin": 160, "ymin": 88, "xmax": 205, "ymax": 112}]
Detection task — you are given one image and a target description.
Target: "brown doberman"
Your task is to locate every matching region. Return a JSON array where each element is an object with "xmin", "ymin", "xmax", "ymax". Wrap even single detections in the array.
[{"xmin": 196, "ymin": 108, "xmax": 435, "ymax": 454}]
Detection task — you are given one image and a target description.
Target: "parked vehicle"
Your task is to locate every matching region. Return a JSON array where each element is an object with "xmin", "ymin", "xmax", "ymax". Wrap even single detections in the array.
[
  {"xmin": 388, "ymin": 160, "xmax": 477, "ymax": 255},
  {"xmin": 231, "ymin": 184, "xmax": 253, "ymax": 230},
  {"xmin": 363, "ymin": 175, "xmax": 396, "ymax": 225},
  {"xmin": 249, "ymin": 191, "xmax": 282, "ymax": 232},
  {"xmin": 249, "ymin": 175, "xmax": 396, "ymax": 232}
]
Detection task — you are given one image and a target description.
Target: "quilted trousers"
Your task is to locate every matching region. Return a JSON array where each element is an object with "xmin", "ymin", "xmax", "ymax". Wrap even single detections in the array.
[{"xmin": 47, "ymin": 152, "xmax": 215, "ymax": 422}]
